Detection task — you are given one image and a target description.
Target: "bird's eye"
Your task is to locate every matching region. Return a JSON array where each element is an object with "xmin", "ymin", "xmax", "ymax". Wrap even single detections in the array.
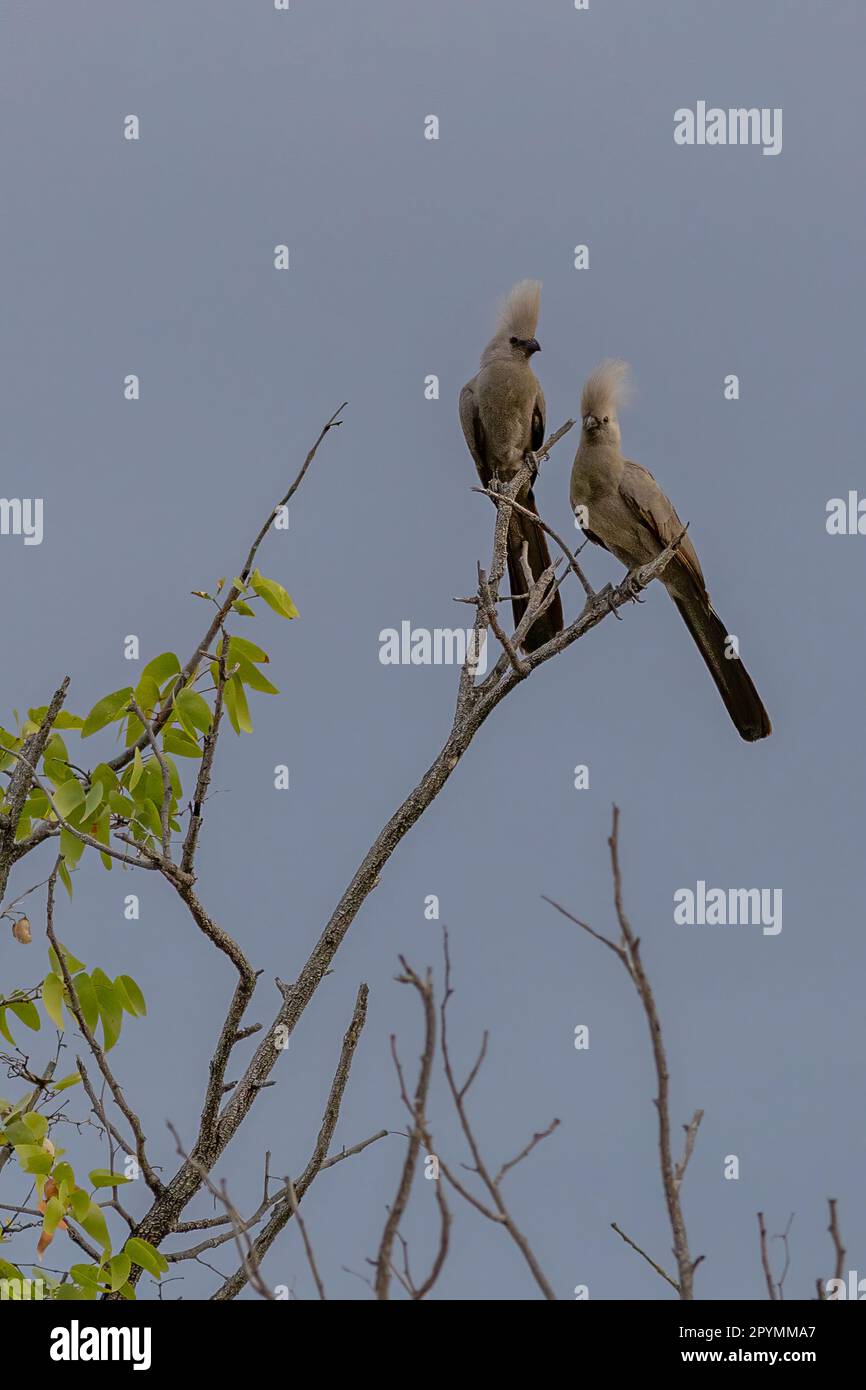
[
  {"xmin": 509, "ymin": 336, "xmax": 519, "ymax": 345},
  {"xmin": 603, "ymin": 416, "xmax": 609, "ymax": 424}
]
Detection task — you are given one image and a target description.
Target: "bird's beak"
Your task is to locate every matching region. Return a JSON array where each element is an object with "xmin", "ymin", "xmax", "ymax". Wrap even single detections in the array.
[
  {"xmin": 584, "ymin": 414, "xmax": 599, "ymax": 431},
  {"xmin": 526, "ymin": 338, "xmax": 541, "ymax": 356}
]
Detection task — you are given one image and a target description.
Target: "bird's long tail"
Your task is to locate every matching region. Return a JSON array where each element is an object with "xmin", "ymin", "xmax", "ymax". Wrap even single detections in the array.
[
  {"xmin": 673, "ymin": 593, "xmax": 772, "ymax": 741},
  {"xmin": 506, "ymin": 489, "xmax": 564, "ymax": 654}
]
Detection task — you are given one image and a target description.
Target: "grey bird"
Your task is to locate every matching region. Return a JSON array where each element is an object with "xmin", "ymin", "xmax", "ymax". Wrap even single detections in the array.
[
  {"xmin": 459, "ymin": 280, "xmax": 564, "ymax": 652},
  {"xmin": 570, "ymin": 360, "xmax": 771, "ymax": 741}
]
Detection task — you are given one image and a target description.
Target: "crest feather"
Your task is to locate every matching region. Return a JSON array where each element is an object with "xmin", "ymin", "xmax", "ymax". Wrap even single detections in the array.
[
  {"xmin": 496, "ymin": 280, "xmax": 541, "ymax": 339},
  {"xmin": 581, "ymin": 360, "xmax": 631, "ymax": 420}
]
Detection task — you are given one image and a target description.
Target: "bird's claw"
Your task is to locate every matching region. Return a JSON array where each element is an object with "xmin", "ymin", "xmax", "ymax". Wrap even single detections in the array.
[
  {"xmin": 597, "ymin": 582, "xmax": 623, "ymax": 620},
  {"xmin": 624, "ymin": 568, "xmax": 645, "ymax": 601}
]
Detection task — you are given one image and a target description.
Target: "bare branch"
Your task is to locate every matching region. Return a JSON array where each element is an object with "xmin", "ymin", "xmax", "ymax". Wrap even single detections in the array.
[
  {"xmin": 211, "ymin": 984, "xmax": 371, "ymax": 1301},
  {"xmin": 286, "ymin": 1179, "xmax": 326, "ymax": 1300},
  {"xmin": 758, "ymin": 1211, "xmax": 780, "ymax": 1300},
  {"xmin": 611, "ymin": 1221, "xmax": 680, "ymax": 1293},
  {"xmin": 438, "ymin": 930, "xmax": 557, "ymax": 1300},
  {"xmin": 546, "ymin": 807, "xmax": 703, "ymax": 1298},
  {"xmin": 375, "ymin": 964, "xmax": 437, "ymax": 1299}
]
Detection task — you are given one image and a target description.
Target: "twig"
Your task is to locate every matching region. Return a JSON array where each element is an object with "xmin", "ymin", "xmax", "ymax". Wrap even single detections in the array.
[
  {"xmin": 211, "ymin": 985, "xmax": 371, "ymax": 1300},
  {"xmin": 611, "ymin": 1221, "xmax": 680, "ymax": 1293},
  {"xmin": 107, "ymin": 406, "xmax": 346, "ymax": 774},
  {"xmin": 438, "ymin": 930, "xmax": 557, "ymax": 1300},
  {"xmin": 545, "ymin": 807, "xmax": 703, "ymax": 1298},
  {"xmin": 167, "ymin": 1122, "xmax": 273, "ymax": 1300},
  {"xmin": 376, "ymin": 964, "xmax": 437, "ymax": 1299},
  {"xmin": 286, "ymin": 1179, "xmax": 326, "ymax": 1300},
  {"xmin": 758, "ymin": 1212, "xmax": 780, "ymax": 1300},
  {"xmin": 44, "ymin": 862, "xmax": 163, "ymax": 1197}
]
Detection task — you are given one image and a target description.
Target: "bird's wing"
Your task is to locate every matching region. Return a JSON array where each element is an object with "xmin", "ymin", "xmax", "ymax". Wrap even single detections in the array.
[
  {"xmin": 531, "ymin": 383, "xmax": 546, "ymax": 454},
  {"xmin": 459, "ymin": 378, "xmax": 491, "ymax": 487},
  {"xmin": 619, "ymin": 459, "xmax": 706, "ymax": 595}
]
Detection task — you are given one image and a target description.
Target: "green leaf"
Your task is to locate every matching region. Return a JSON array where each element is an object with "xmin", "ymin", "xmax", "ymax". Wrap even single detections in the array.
[
  {"xmin": 43, "ymin": 1195, "xmax": 64, "ymax": 1237},
  {"xmin": 23, "ymin": 788, "xmax": 52, "ymax": 819},
  {"xmin": 49, "ymin": 942, "xmax": 85, "ymax": 976},
  {"xmin": 91, "ymin": 969, "xmax": 123, "ymax": 1052},
  {"xmin": 69, "ymin": 1263, "xmax": 103, "ymax": 1290},
  {"xmin": 115, "ymin": 975, "xmax": 146, "ymax": 1018},
  {"xmin": 232, "ymin": 600, "xmax": 255, "ymax": 616},
  {"xmin": 42, "ymin": 733, "xmax": 70, "ymax": 766},
  {"xmin": 43, "ymin": 760, "xmax": 70, "ymax": 789},
  {"xmin": 82, "ymin": 783, "xmax": 103, "ymax": 820},
  {"xmin": 162, "ymin": 726, "xmax": 202, "ymax": 758},
  {"xmin": 249, "ymin": 569, "xmax": 299, "ymax": 619},
  {"xmin": 227, "ymin": 635, "xmax": 269, "ymax": 665},
  {"xmin": 54, "ymin": 1161, "xmax": 75, "ymax": 1189},
  {"xmin": 42, "ymin": 973, "xmax": 65, "ymax": 1029},
  {"xmin": 8, "ymin": 999, "xmax": 40, "ymax": 1032},
  {"xmin": 0, "ymin": 730, "xmax": 20, "ymax": 773},
  {"xmin": 58, "ymin": 859, "xmax": 74, "ymax": 898},
  {"xmin": 54, "ymin": 779, "xmax": 85, "ymax": 820},
  {"xmin": 1, "ymin": 1119, "xmax": 33, "ymax": 1145},
  {"xmin": 174, "ymin": 687, "xmax": 213, "ymax": 735},
  {"xmin": 27, "ymin": 709, "xmax": 84, "ymax": 731},
  {"xmin": 14, "ymin": 1144, "xmax": 52, "ymax": 1175},
  {"xmin": 53, "ymin": 1073, "xmax": 81, "ymax": 1093},
  {"xmin": 69, "ymin": 1189, "xmax": 90, "ymax": 1223},
  {"xmin": 236, "ymin": 655, "xmax": 278, "ymax": 696},
  {"xmin": 89, "ymin": 1169, "xmax": 132, "ymax": 1189},
  {"xmin": 0, "ymin": 1009, "xmax": 14, "ymax": 1045},
  {"xmin": 129, "ymin": 746, "xmax": 145, "ymax": 791},
  {"xmin": 133, "ymin": 672, "xmax": 160, "ymax": 717},
  {"xmin": 133, "ymin": 798, "xmax": 162, "ymax": 839},
  {"xmin": 107, "ymin": 1253, "xmax": 131, "ymax": 1291},
  {"xmin": 72, "ymin": 973, "xmax": 100, "ymax": 1034},
  {"xmin": 108, "ymin": 790, "xmax": 136, "ymax": 818},
  {"xmin": 124, "ymin": 1237, "xmax": 166, "ymax": 1279},
  {"xmin": 60, "ymin": 827, "xmax": 86, "ymax": 868},
  {"xmin": 81, "ymin": 688, "xmax": 133, "ymax": 739},
  {"xmin": 54, "ymin": 1284, "xmax": 91, "ymax": 1301},
  {"xmin": 23, "ymin": 1111, "xmax": 48, "ymax": 1141},
  {"xmin": 141, "ymin": 652, "xmax": 181, "ymax": 688},
  {"xmin": 224, "ymin": 676, "xmax": 253, "ymax": 735},
  {"xmin": 81, "ymin": 1201, "xmax": 111, "ymax": 1252},
  {"xmin": 124, "ymin": 713, "xmax": 145, "ymax": 748},
  {"xmin": 90, "ymin": 763, "xmax": 119, "ymax": 796},
  {"xmin": 162, "ymin": 755, "xmax": 182, "ymax": 800}
]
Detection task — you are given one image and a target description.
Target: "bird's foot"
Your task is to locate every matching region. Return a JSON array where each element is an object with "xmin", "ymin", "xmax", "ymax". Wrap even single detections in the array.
[
  {"xmin": 524, "ymin": 450, "xmax": 540, "ymax": 482},
  {"xmin": 623, "ymin": 568, "xmax": 646, "ymax": 602},
  {"xmin": 596, "ymin": 582, "xmax": 623, "ymax": 620}
]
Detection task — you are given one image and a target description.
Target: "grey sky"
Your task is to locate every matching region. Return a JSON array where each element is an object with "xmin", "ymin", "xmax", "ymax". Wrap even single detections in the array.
[{"xmin": 1, "ymin": 0, "xmax": 864, "ymax": 1299}]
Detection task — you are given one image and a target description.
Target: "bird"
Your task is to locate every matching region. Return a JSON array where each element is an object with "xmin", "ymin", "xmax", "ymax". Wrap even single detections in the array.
[
  {"xmin": 570, "ymin": 360, "xmax": 771, "ymax": 741},
  {"xmin": 459, "ymin": 280, "xmax": 564, "ymax": 653}
]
